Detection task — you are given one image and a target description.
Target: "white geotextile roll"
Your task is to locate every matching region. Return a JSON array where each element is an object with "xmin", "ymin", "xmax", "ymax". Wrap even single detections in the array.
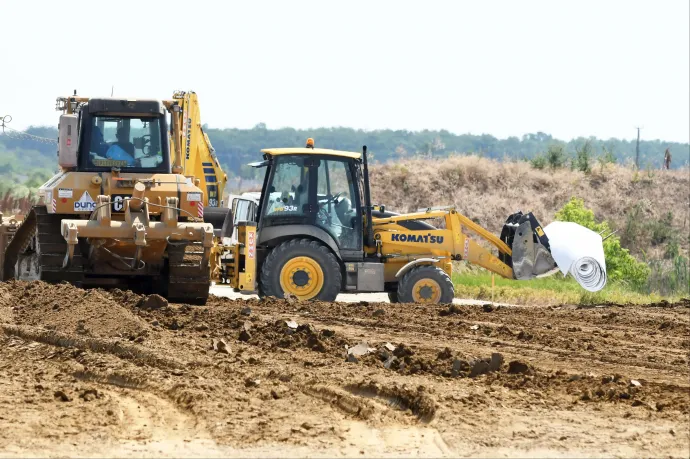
[
  {"xmin": 543, "ymin": 221, "xmax": 607, "ymax": 292},
  {"xmin": 569, "ymin": 256, "xmax": 607, "ymax": 292}
]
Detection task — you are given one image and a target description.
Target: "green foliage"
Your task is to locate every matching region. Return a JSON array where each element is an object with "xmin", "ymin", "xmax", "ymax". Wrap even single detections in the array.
[
  {"xmin": 621, "ymin": 203, "xmax": 644, "ymax": 249},
  {"xmin": 555, "ymin": 197, "xmax": 606, "ymax": 232},
  {"xmin": 597, "ymin": 146, "xmax": 616, "ymax": 173},
  {"xmin": 646, "ymin": 255, "xmax": 690, "ymax": 296},
  {"xmin": 554, "ymin": 197, "xmax": 649, "ymax": 288},
  {"xmin": 530, "ymin": 154, "xmax": 547, "ymax": 170},
  {"xmin": 664, "ymin": 240, "xmax": 680, "ymax": 260},
  {"xmin": 574, "ymin": 140, "xmax": 593, "ymax": 173},
  {"xmin": 546, "ymin": 145, "xmax": 567, "ymax": 169},
  {"xmin": 649, "ymin": 212, "xmax": 674, "ymax": 246}
]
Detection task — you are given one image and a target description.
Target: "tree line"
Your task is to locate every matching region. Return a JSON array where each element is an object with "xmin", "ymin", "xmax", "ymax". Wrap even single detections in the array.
[{"xmin": 0, "ymin": 125, "xmax": 687, "ymax": 190}]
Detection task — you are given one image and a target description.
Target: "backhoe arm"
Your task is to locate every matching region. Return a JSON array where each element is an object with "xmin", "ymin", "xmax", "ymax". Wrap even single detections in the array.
[
  {"xmin": 373, "ymin": 208, "xmax": 514, "ymax": 279},
  {"xmin": 445, "ymin": 211, "xmax": 514, "ymax": 279},
  {"xmin": 164, "ymin": 91, "xmax": 227, "ymax": 207}
]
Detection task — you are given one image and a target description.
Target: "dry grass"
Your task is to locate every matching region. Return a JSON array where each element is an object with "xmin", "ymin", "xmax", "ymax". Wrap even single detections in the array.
[
  {"xmin": 369, "ymin": 156, "xmax": 690, "ymax": 257},
  {"xmin": 0, "ymin": 191, "xmax": 34, "ymax": 215}
]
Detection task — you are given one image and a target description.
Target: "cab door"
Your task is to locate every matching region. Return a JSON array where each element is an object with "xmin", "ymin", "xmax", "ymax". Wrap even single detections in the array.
[{"xmin": 315, "ymin": 157, "xmax": 362, "ymax": 255}]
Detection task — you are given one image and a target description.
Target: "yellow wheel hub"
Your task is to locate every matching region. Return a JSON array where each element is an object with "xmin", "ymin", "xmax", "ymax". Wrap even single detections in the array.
[
  {"xmin": 279, "ymin": 256, "xmax": 324, "ymax": 300},
  {"xmin": 411, "ymin": 278, "xmax": 442, "ymax": 303}
]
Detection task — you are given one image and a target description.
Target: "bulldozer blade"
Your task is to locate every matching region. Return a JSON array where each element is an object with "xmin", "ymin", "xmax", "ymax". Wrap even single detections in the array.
[{"xmin": 510, "ymin": 220, "xmax": 557, "ymax": 280}]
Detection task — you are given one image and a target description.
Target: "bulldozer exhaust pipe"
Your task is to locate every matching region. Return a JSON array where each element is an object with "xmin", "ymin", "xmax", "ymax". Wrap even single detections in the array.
[{"xmin": 362, "ymin": 145, "xmax": 374, "ymax": 247}]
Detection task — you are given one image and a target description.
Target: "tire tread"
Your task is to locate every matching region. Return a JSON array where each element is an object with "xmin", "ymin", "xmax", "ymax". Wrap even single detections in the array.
[
  {"xmin": 260, "ymin": 238, "xmax": 341, "ymax": 301},
  {"xmin": 397, "ymin": 265, "xmax": 455, "ymax": 304}
]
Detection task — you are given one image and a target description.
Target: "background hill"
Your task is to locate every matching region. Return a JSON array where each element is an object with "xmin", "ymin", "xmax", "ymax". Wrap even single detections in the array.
[
  {"xmin": 369, "ymin": 156, "xmax": 688, "ymax": 258},
  {"xmin": 369, "ymin": 156, "xmax": 689, "ymax": 298}
]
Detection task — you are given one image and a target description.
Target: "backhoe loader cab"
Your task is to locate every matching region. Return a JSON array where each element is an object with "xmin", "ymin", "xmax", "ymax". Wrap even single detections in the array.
[
  {"xmin": 257, "ymin": 149, "xmax": 364, "ymax": 258},
  {"xmin": 223, "ymin": 140, "xmax": 561, "ymax": 304}
]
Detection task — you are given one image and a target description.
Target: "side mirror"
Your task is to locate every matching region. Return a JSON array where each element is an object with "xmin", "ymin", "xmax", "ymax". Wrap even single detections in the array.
[{"xmin": 58, "ymin": 114, "xmax": 78, "ymax": 168}]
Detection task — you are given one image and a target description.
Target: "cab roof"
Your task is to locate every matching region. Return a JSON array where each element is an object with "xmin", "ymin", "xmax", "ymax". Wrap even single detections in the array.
[{"xmin": 260, "ymin": 147, "xmax": 362, "ymax": 159}]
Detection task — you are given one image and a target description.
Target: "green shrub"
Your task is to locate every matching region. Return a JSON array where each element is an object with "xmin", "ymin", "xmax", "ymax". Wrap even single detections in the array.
[
  {"xmin": 554, "ymin": 197, "xmax": 649, "ymax": 288},
  {"xmin": 649, "ymin": 212, "xmax": 674, "ymax": 246},
  {"xmin": 530, "ymin": 154, "xmax": 547, "ymax": 170},
  {"xmin": 621, "ymin": 203, "xmax": 645, "ymax": 249},
  {"xmin": 574, "ymin": 141, "xmax": 593, "ymax": 173},
  {"xmin": 546, "ymin": 145, "xmax": 567, "ymax": 169},
  {"xmin": 664, "ymin": 240, "xmax": 680, "ymax": 259},
  {"xmin": 597, "ymin": 146, "xmax": 616, "ymax": 173},
  {"xmin": 646, "ymin": 255, "xmax": 689, "ymax": 296}
]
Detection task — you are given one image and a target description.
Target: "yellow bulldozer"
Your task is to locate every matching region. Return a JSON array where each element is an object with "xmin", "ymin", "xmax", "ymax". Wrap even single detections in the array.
[
  {"xmin": 0, "ymin": 90, "xmax": 230, "ymax": 304},
  {"xmin": 216, "ymin": 139, "xmax": 565, "ymax": 303}
]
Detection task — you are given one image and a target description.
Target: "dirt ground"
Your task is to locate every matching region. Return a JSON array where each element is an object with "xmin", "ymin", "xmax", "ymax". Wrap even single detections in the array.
[{"xmin": 0, "ymin": 281, "xmax": 688, "ymax": 458}]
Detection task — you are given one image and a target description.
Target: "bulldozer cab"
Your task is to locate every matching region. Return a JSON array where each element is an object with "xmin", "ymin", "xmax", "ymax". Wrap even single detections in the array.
[
  {"xmin": 256, "ymin": 148, "xmax": 364, "ymax": 258},
  {"xmin": 76, "ymin": 99, "xmax": 171, "ymax": 173}
]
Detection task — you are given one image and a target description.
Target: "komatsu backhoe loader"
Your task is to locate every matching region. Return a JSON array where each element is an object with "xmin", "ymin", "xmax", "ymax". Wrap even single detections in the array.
[
  {"xmin": 217, "ymin": 139, "xmax": 566, "ymax": 303},
  {"xmin": 0, "ymin": 91, "xmax": 228, "ymax": 304}
]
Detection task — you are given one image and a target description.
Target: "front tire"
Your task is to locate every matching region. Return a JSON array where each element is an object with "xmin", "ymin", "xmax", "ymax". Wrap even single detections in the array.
[
  {"xmin": 397, "ymin": 265, "xmax": 454, "ymax": 304},
  {"xmin": 260, "ymin": 238, "xmax": 342, "ymax": 301}
]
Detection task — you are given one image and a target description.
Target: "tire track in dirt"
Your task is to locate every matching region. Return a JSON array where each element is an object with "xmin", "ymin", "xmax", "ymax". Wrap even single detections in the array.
[
  {"xmin": 238, "ymin": 299, "xmax": 689, "ymax": 386},
  {"xmin": 0, "ymin": 281, "xmax": 688, "ymax": 457}
]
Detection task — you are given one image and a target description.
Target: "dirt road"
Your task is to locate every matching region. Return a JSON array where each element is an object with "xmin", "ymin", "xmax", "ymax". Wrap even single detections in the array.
[
  {"xmin": 0, "ymin": 281, "xmax": 687, "ymax": 457},
  {"xmin": 209, "ymin": 284, "xmax": 512, "ymax": 306}
]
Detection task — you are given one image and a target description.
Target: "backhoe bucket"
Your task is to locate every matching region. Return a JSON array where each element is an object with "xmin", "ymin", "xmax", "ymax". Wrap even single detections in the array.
[{"xmin": 499, "ymin": 212, "xmax": 558, "ymax": 280}]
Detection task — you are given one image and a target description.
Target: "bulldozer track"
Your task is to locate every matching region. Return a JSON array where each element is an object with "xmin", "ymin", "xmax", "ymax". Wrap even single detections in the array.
[
  {"xmin": 3, "ymin": 208, "xmax": 209, "ymax": 304},
  {"xmin": 2, "ymin": 207, "xmax": 37, "ymax": 281},
  {"xmin": 166, "ymin": 242, "xmax": 210, "ymax": 304},
  {"xmin": 4, "ymin": 206, "xmax": 86, "ymax": 284},
  {"xmin": 33, "ymin": 207, "xmax": 85, "ymax": 284}
]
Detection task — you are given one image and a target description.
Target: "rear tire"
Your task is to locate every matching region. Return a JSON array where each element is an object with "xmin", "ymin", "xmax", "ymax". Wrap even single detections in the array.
[
  {"xmin": 397, "ymin": 265, "xmax": 454, "ymax": 304},
  {"xmin": 387, "ymin": 291, "xmax": 399, "ymax": 303},
  {"xmin": 260, "ymin": 238, "xmax": 341, "ymax": 301}
]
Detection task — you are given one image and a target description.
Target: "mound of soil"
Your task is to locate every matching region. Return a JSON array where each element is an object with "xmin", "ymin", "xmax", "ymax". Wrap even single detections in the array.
[
  {"xmin": 10, "ymin": 281, "xmax": 149, "ymax": 339},
  {"xmin": 0, "ymin": 283, "xmax": 14, "ymax": 323}
]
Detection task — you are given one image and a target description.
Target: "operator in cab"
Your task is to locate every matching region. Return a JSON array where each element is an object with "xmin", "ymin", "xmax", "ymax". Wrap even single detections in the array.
[{"xmin": 105, "ymin": 128, "xmax": 136, "ymax": 166}]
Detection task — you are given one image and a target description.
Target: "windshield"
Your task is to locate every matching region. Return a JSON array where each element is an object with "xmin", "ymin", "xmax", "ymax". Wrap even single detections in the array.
[{"xmin": 88, "ymin": 115, "xmax": 164, "ymax": 169}]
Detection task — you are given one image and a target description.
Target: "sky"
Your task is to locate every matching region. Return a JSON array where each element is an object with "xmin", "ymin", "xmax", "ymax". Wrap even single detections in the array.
[{"xmin": 1, "ymin": 0, "xmax": 688, "ymax": 143}]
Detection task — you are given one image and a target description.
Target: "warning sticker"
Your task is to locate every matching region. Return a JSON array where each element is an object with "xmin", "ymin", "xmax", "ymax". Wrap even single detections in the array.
[
  {"xmin": 247, "ymin": 230, "xmax": 255, "ymax": 259},
  {"xmin": 187, "ymin": 192, "xmax": 202, "ymax": 202},
  {"xmin": 46, "ymin": 190, "xmax": 54, "ymax": 213},
  {"xmin": 74, "ymin": 191, "xmax": 96, "ymax": 212},
  {"xmin": 58, "ymin": 188, "xmax": 73, "ymax": 198}
]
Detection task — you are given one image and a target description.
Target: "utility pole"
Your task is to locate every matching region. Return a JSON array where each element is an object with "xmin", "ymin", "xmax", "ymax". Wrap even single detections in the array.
[{"xmin": 635, "ymin": 127, "xmax": 641, "ymax": 169}]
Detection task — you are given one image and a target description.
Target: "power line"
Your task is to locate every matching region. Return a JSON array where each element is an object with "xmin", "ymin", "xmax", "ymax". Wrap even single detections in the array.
[
  {"xmin": 1, "ymin": 114, "xmax": 11, "ymax": 131},
  {"xmin": 0, "ymin": 114, "xmax": 57, "ymax": 144}
]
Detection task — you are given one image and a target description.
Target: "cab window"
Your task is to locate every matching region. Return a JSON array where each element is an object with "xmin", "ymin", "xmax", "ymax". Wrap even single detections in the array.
[
  {"xmin": 262, "ymin": 155, "xmax": 361, "ymax": 251},
  {"xmin": 263, "ymin": 156, "xmax": 310, "ymax": 217},
  {"xmin": 88, "ymin": 116, "xmax": 164, "ymax": 169}
]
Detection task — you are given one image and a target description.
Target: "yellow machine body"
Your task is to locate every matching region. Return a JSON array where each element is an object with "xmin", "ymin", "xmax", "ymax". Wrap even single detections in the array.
[
  {"xmin": 219, "ymin": 140, "xmax": 558, "ymax": 304},
  {"xmin": 0, "ymin": 92, "xmax": 217, "ymax": 304},
  {"xmin": 164, "ymin": 91, "xmax": 227, "ymax": 208}
]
